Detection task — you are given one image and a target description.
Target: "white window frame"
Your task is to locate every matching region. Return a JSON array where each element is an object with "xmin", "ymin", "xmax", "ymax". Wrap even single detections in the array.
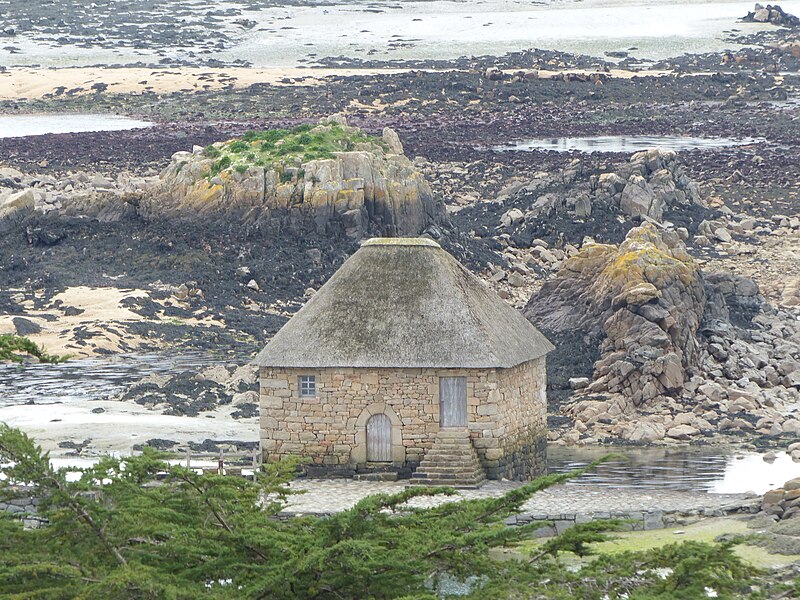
[{"xmin": 299, "ymin": 375, "xmax": 316, "ymax": 398}]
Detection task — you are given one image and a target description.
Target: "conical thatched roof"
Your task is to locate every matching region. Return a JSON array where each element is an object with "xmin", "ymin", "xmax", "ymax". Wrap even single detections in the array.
[{"xmin": 253, "ymin": 238, "xmax": 554, "ymax": 369}]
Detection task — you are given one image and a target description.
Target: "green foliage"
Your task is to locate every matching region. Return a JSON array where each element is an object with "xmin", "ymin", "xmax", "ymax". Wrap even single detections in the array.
[
  {"xmin": 578, "ymin": 540, "xmax": 761, "ymax": 599},
  {"xmin": 210, "ymin": 155, "xmax": 231, "ymax": 177},
  {"xmin": 201, "ymin": 123, "xmax": 384, "ymax": 182},
  {"xmin": 0, "ymin": 430, "xmax": 768, "ymax": 599},
  {"xmin": 0, "ymin": 334, "xmax": 70, "ymax": 364},
  {"xmin": 228, "ymin": 140, "xmax": 249, "ymax": 153},
  {"xmin": 203, "ymin": 145, "xmax": 221, "ymax": 159},
  {"xmin": 533, "ymin": 519, "xmax": 628, "ymax": 559}
]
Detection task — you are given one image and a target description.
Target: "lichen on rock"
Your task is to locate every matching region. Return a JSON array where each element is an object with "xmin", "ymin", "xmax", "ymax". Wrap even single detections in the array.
[
  {"xmin": 525, "ymin": 223, "xmax": 706, "ymax": 409},
  {"xmin": 143, "ymin": 116, "xmax": 441, "ymax": 239}
]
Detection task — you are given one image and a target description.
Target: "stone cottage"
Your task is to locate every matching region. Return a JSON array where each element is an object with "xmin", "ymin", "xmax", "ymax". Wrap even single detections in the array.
[{"xmin": 253, "ymin": 237, "xmax": 554, "ymax": 485}]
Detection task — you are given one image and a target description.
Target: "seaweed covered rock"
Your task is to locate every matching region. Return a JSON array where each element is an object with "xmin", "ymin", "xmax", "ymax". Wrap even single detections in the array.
[
  {"xmin": 525, "ymin": 223, "xmax": 705, "ymax": 405},
  {"xmin": 742, "ymin": 3, "xmax": 800, "ymax": 27},
  {"xmin": 144, "ymin": 118, "xmax": 441, "ymax": 239},
  {"xmin": 497, "ymin": 148, "xmax": 704, "ymax": 229}
]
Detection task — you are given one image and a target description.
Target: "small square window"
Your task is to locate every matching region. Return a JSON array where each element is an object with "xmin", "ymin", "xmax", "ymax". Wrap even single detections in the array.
[{"xmin": 299, "ymin": 375, "xmax": 316, "ymax": 397}]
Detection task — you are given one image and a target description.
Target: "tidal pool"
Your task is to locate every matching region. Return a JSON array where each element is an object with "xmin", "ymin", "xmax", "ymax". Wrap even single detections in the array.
[
  {"xmin": 548, "ymin": 445, "xmax": 800, "ymax": 494},
  {"xmin": 492, "ymin": 135, "xmax": 764, "ymax": 153},
  {"xmin": 0, "ymin": 114, "xmax": 154, "ymax": 139}
]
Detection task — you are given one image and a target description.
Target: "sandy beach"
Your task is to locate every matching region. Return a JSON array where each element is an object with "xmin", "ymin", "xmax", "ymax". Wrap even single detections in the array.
[
  {"xmin": 0, "ymin": 66, "xmax": 418, "ymax": 101},
  {"xmin": 0, "ymin": 65, "xmax": 685, "ymax": 102}
]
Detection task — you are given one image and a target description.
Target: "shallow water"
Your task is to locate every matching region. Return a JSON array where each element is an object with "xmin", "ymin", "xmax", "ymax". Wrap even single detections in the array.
[
  {"xmin": 0, "ymin": 353, "xmax": 222, "ymax": 407},
  {"xmin": 5, "ymin": 0, "xmax": 798, "ymax": 67},
  {"xmin": 217, "ymin": 0, "xmax": 798, "ymax": 65},
  {"xmin": 492, "ymin": 135, "xmax": 764, "ymax": 153},
  {"xmin": 548, "ymin": 446, "xmax": 800, "ymax": 494},
  {"xmin": 0, "ymin": 114, "xmax": 154, "ymax": 139}
]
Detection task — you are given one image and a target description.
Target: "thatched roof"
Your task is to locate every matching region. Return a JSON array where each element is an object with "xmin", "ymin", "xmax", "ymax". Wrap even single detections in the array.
[{"xmin": 253, "ymin": 238, "xmax": 554, "ymax": 369}]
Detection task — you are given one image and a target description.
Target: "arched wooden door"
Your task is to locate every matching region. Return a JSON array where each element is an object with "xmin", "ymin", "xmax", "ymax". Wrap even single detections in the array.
[{"xmin": 366, "ymin": 413, "xmax": 392, "ymax": 462}]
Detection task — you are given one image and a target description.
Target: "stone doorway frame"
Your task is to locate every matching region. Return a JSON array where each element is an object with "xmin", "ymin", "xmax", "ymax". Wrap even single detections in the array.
[{"xmin": 351, "ymin": 403, "xmax": 405, "ymax": 465}]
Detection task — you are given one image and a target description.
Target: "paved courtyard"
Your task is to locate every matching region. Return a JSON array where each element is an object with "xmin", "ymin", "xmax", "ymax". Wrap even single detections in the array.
[{"xmin": 281, "ymin": 479, "xmax": 756, "ymax": 520}]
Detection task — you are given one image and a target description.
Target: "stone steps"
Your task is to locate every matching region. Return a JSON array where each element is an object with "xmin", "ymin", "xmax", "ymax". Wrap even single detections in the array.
[
  {"xmin": 412, "ymin": 464, "xmax": 481, "ymax": 474},
  {"xmin": 410, "ymin": 428, "xmax": 486, "ymax": 488},
  {"xmin": 417, "ymin": 453, "xmax": 477, "ymax": 461}
]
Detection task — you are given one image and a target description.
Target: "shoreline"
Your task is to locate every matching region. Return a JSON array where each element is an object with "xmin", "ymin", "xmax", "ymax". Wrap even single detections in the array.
[{"xmin": 0, "ymin": 65, "xmax": 687, "ymax": 103}]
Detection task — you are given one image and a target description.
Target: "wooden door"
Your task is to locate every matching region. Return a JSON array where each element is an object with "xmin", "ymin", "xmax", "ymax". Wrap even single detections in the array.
[
  {"xmin": 439, "ymin": 376, "xmax": 467, "ymax": 428},
  {"xmin": 366, "ymin": 413, "xmax": 392, "ymax": 462}
]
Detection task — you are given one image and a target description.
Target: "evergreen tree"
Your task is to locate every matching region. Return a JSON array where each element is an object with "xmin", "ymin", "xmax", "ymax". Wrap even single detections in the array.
[{"xmin": 0, "ymin": 424, "xmax": 770, "ymax": 599}]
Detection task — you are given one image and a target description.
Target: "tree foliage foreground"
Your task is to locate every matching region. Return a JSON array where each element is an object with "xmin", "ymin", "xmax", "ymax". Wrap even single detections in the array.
[
  {"xmin": 0, "ymin": 424, "xmax": 771, "ymax": 599},
  {"xmin": 0, "ymin": 335, "xmax": 70, "ymax": 364}
]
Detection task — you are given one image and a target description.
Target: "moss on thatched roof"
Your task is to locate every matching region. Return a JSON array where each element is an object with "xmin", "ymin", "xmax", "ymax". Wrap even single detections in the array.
[{"xmin": 253, "ymin": 238, "xmax": 553, "ymax": 369}]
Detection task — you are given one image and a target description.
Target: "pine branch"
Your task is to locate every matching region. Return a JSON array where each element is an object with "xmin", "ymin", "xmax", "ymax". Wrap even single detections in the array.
[
  {"xmin": 0, "ymin": 424, "xmax": 127, "ymax": 567},
  {"xmin": 168, "ymin": 468, "xmax": 272, "ymax": 563}
]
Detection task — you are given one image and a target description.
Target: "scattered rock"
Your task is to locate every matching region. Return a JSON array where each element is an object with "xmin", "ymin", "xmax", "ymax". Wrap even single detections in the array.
[{"xmin": 12, "ymin": 316, "xmax": 41, "ymax": 336}]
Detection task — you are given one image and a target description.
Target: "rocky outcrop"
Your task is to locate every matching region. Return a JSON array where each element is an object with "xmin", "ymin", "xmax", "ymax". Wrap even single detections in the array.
[
  {"xmin": 0, "ymin": 119, "xmax": 441, "ymax": 241},
  {"xmin": 143, "ymin": 118, "xmax": 440, "ymax": 239},
  {"xmin": 598, "ymin": 149, "xmax": 704, "ymax": 221},
  {"xmin": 0, "ymin": 166, "xmax": 149, "ymax": 225},
  {"xmin": 760, "ymin": 476, "xmax": 800, "ymax": 521},
  {"xmin": 498, "ymin": 148, "xmax": 704, "ymax": 226},
  {"xmin": 742, "ymin": 3, "xmax": 800, "ymax": 27},
  {"xmin": 526, "ymin": 223, "xmax": 705, "ymax": 406},
  {"xmin": 527, "ymin": 221, "xmax": 800, "ymax": 446}
]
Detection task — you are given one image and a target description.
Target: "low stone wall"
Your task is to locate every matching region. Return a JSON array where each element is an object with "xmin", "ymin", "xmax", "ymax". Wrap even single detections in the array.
[
  {"xmin": 277, "ymin": 498, "xmax": 761, "ymax": 529},
  {"xmin": 505, "ymin": 501, "xmax": 760, "ymax": 536},
  {"xmin": 1, "ymin": 496, "xmax": 47, "ymax": 529}
]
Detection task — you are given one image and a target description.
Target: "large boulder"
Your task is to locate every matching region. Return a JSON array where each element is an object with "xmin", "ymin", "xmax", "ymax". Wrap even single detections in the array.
[
  {"xmin": 0, "ymin": 189, "xmax": 34, "ymax": 220},
  {"xmin": 143, "ymin": 121, "xmax": 440, "ymax": 239},
  {"xmin": 525, "ymin": 223, "xmax": 705, "ymax": 405},
  {"xmin": 742, "ymin": 3, "xmax": 800, "ymax": 27},
  {"xmin": 611, "ymin": 149, "xmax": 702, "ymax": 221}
]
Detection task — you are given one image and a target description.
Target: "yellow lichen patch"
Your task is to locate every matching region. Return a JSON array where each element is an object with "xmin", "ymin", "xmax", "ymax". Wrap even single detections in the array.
[
  {"xmin": 192, "ymin": 182, "xmax": 224, "ymax": 204},
  {"xmin": 562, "ymin": 243, "xmax": 617, "ymax": 274},
  {"xmin": 602, "ymin": 246, "xmax": 696, "ymax": 288}
]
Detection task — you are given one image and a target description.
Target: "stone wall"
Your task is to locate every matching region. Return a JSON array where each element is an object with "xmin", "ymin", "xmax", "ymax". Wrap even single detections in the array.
[
  {"xmin": 259, "ymin": 360, "xmax": 547, "ymax": 480},
  {"xmin": 1, "ymin": 493, "xmax": 47, "ymax": 529},
  {"xmin": 484, "ymin": 358, "xmax": 548, "ymax": 480}
]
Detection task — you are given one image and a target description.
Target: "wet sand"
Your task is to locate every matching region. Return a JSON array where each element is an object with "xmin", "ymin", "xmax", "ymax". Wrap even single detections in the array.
[{"xmin": 0, "ymin": 398, "xmax": 258, "ymax": 457}]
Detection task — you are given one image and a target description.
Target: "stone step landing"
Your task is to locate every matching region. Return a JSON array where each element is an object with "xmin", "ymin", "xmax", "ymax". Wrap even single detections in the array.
[{"xmin": 410, "ymin": 429, "xmax": 486, "ymax": 488}]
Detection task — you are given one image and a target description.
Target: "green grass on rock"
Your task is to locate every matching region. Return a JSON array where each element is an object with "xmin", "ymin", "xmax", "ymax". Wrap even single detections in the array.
[{"xmin": 201, "ymin": 123, "xmax": 385, "ymax": 181}]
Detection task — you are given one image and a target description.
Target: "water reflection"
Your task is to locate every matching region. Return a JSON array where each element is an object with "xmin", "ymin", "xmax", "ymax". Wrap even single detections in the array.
[
  {"xmin": 548, "ymin": 446, "xmax": 800, "ymax": 494},
  {"xmin": 492, "ymin": 135, "xmax": 764, "ymax": 153},
  {"xmin": 0, "ymin": 114, "xmax": 154, "ymax": 139}
]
